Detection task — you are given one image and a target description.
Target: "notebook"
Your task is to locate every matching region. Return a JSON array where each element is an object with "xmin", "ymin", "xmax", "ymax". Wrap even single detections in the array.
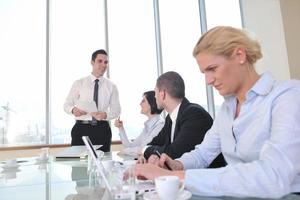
[
  {"xmin": 82, "ymin": 136, "xmax": 155, "ymax": 199},
  {"xmin": 54, "ymin": 145, "xmax": 102, "ymax": 159}
]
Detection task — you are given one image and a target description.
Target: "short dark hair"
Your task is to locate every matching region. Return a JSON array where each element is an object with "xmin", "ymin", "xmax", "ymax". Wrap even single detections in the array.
[
  {"xmin": 144, "ymin": 90, "xmax": 163, "ymax": 114},
  {"xmin": 156, "ymin": 71, "xmax": 185, "ymax": 99},
  {"xmin": 91, "ymin": 49, "xmax": 108, "ymax": 61}
]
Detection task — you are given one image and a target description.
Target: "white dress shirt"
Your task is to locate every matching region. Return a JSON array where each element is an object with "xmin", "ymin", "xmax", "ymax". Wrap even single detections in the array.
[
  {"xmin": 119, "ymin": 115, "xmax": 164, "ymax": 154},
  {"xmin": 170, "ymin": 103, "xmax": 181, "ymax": 143},
  {"xmin": 177, "ymin": 72, "xmax": 300, "ymax": 198},
  {"xmin": 64, "ymin": 74, "xmax": 121, "ymax": 120}
]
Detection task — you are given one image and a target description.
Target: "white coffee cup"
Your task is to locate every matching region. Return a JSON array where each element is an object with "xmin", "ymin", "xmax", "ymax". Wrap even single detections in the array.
[{"xmin": 155, "ymin": 175, "xmax": 184, "ymax": 200}]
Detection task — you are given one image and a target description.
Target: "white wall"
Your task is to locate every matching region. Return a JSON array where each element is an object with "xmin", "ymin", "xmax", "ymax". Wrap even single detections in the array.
[
  {"xmin": 241, "ymin": 0, "xmax": 290, "ymax": 80},
  {"xmin": 280, "ymin": 0, "xmax": 300, "ymax": 79}
]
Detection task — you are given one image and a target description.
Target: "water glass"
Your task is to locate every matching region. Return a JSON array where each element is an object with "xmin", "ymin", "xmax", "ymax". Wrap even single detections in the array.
[{"xmin": 111, "ymin": 162, "xmax": 136, "ymax": 200}]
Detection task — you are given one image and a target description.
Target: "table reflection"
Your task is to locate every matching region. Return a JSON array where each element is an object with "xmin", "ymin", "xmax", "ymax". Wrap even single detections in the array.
[{"xmin": 0, "ymin": 154, "xmax": 299, "ymax": 200}]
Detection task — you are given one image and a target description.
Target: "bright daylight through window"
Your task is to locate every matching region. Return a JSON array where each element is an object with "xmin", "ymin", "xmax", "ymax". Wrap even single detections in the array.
[{"xmin": 0, "ymin": 0, "xmax": 241, "ymax": 147}]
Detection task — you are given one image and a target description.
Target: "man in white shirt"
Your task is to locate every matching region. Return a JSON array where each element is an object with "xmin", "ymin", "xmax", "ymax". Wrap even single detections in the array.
[{"xmin": 64, "ymin": 49, "xmax": 121, "ymax": 152}]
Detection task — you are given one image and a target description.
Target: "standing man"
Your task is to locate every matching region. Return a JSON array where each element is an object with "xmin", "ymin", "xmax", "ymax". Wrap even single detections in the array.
[
  {"xmin": 64, "ymin": 49, "xmax": 121, "ymax": 152},
  {"xmin": 142, "ymin": 71, "xmax": 225, "ymax": 168}
]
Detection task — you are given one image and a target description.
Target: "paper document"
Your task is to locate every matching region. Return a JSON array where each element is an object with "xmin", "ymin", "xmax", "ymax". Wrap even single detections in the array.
[
  {"xmin": 54, "ymin": 145, "xmax": 102, "ymax": 159},
  {"xmin": 76, "ymin": 100, "xmax": 97, "ymax": 113}
]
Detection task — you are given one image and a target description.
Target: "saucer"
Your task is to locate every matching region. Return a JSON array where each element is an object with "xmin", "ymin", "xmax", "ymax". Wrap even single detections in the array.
[
  {"xmin": 1, "ymin": 164, "xmax": 20, "ymax": 170},
  {"xmin": 143, "ymin": 189, "xmax": 192, "ymax": 200}
]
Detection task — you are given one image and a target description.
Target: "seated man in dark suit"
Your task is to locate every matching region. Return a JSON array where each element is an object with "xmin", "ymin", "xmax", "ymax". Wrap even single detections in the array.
[{"xmin": 142, "ymin": 71, "xmax": 225, "ymax": 168}]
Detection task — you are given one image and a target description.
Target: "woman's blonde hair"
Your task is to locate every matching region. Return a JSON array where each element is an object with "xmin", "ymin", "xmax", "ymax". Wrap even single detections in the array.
[{"xmin": 193, "ymin": 26, "xmax": 262, "ymax": 65}]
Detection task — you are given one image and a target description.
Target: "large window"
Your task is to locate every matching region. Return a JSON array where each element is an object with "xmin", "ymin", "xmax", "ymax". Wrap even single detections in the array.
[
  {"xmin": 107, "ymin": 0, "xmax": 157, "ymax": 140},
  {"xmin": 50, "ymin": 0, "xmax": 105, "ymax": 144},
  {"xmin": 159, "ymin": 0, "xmax": 206, "ymax": 107},
  {"xmin": 0, "ymin": 0, "xmax": 46, "ymax": 146},
  {"xmin": 0, "ymin": 0, "xmax": 242, "ymax": 147}
]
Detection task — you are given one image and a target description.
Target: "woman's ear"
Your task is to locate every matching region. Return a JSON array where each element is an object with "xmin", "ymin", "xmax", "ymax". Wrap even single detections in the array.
[{"xmin": 234, "ymin": 47, "xmax": 247, "ymax": 64}]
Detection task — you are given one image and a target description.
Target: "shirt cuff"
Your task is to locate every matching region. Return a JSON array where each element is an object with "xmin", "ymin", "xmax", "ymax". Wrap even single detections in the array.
[
  {"xmin": 184, "ymin": 168, "xmax": 223, "ymax": 196},
  {"xmin": 69, "ymin": 107, "xmax": 74, "ymax": 114},
  {"xmin": 177, "ymin": 155, "xmax": 193, "ymax": 170}
]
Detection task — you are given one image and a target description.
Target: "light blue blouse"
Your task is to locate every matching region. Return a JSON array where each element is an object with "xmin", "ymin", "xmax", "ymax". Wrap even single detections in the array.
[
  {"xmin": 178, "ymin": 73, "xmax": 300, "ymax": 198},
  {"xmin": 119, "ymin": 115, "xmax": 164, "ymax": 154}
]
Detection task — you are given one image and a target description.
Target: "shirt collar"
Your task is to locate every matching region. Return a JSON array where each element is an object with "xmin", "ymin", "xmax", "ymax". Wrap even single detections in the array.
[
  {"xmin": 169, "ymin": 102, "xmax": 181, "ymax": 123},
  {"xmin": 248, "ymin": 72, "xmax": 274, "ymax": 96},
  {"xmin": 224, "ymin": 72, "xmax": 275, "ymax": 106},
  {"xmin": 89, "ymin": 74, "xmax": 103, "ymax": 83}
]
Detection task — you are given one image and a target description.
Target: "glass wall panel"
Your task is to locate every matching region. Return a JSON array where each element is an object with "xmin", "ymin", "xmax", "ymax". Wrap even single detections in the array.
[
  {"xmin": 0, "ymin": 0, "xmax": 46, "ymax": 146},
  {"xmin": 205, "ymin": 0, "xmax": 242, "ymax": 113},
  {"xmin": 159, "ymin": 0, "xmax": 207, "ymax": 107},
  {"xmin": 107, "ymin": 0, "xmax": 157, "ymax": 140},
  {"xmin": 50, "ymin": 0, "xmax": 105, "ymax": 144}
]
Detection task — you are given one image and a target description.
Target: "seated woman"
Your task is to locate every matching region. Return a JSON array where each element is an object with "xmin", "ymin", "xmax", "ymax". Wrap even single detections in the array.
[
  {"xmin": 134, "ymin": 26, "xmax": 300, "ymax": 198},
  {"xmin": 114, "ymin": 90, "xmax": 164, "ymax": 156}
]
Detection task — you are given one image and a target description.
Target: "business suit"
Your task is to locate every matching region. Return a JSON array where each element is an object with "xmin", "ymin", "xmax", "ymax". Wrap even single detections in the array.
[{"xmin": 144, "ymin": 98, "xmax": 225, "ymax": 168}]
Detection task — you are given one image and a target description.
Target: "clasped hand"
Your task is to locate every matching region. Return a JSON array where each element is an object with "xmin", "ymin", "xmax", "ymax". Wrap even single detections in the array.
[
  {"xmin": 72, "ymin": 107, "xmax": 87, "ymax": 117},
  {"xmin": 137, "ymin": 153, "xmax": 183, "ymax": 170},
  {"xmin": 72, "ymin": 107, "xmax": 107, "ymax": 120},
  {"xmin": 90, "ymin": 111, "xmax": 107, "ymax": 120}
]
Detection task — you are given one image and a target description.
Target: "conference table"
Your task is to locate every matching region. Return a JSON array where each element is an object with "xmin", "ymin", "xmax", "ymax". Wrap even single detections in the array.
[{"xmin": 0, "ymin": 151, "xmax": 299, "ymax": 200}]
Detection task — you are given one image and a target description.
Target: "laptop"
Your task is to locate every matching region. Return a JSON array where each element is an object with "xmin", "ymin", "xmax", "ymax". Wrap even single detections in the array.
[{"xmin": 82, "ymin": 136, "xmax": 154, "ymax": 199}]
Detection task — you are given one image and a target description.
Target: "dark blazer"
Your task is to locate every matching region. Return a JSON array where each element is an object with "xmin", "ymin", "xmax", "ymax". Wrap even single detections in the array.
[{"xmin": 144, "ymin": 98, "xmax": 225, "ymax": 168}]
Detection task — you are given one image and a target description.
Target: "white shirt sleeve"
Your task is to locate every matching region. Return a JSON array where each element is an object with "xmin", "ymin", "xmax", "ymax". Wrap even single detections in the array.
[
  {"xmin": 63, "ymin": 80, "xmax": 79, "ymax": 115},
  {"xmin": 105, "ymin": 84, "xmax": 121, "ymax": 120},
  {"xmin": 138, "ymin": 121, "xmax": 164, "ymax": 147},
  {"xmin": 118, "ymin": 128, "xmax": 131, "ymax": 147},
  {"xmin": 119, "ymin": 119, "xmax": 164, "ymax": 149},
  {"xmin": 178, "ymin": 119, "xmax": 222, "ymax": 169}
]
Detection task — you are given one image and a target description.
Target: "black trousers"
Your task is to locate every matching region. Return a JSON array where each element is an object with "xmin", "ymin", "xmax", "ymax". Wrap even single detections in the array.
[{"xmin": 71, "ymin": 121, "xmax": 112, "ymax": 152}]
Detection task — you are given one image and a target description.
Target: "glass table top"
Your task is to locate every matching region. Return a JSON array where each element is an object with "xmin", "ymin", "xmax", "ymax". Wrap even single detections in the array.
[
  {"xmin": 0, "ymin": 152, "xmax": 126, "ymax": 200},
  {"xmin": 0, "ymin": 152, "xmax": 299, "ymax": 200}
]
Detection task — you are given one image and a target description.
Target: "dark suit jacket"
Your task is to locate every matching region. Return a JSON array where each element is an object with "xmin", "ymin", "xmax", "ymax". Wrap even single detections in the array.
[{"xmin": 144, "ymin": 98, "xmax": 225, "ymax": 168}]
